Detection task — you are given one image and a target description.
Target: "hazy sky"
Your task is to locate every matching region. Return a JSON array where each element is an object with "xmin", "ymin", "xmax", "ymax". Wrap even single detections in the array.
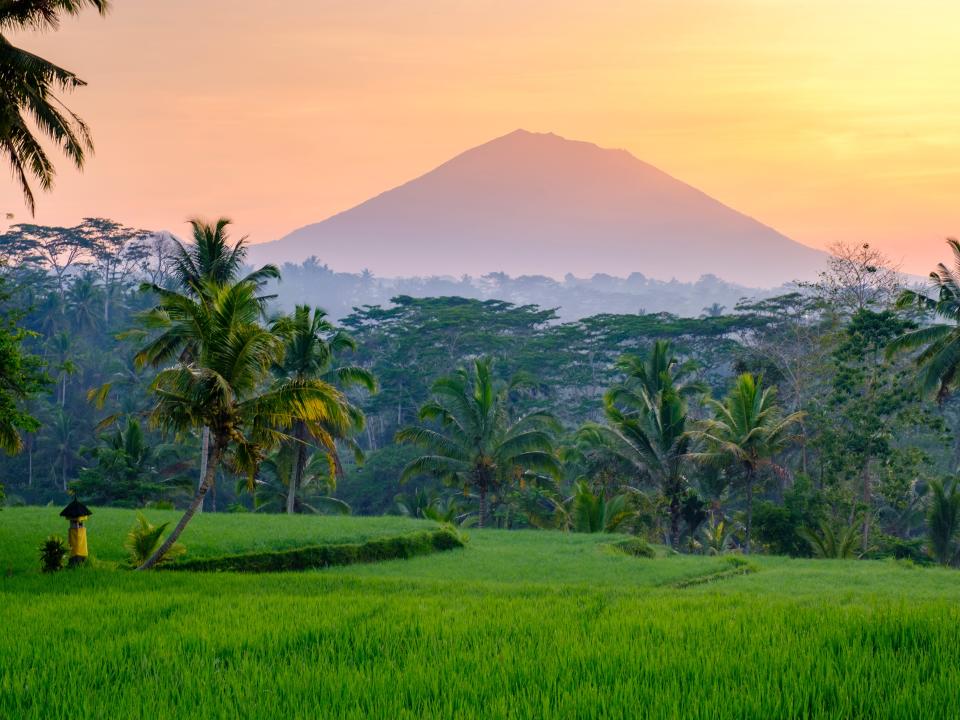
[{"xmin": 5, "ymin": 0, "xmax": 959, "ymax": 275}]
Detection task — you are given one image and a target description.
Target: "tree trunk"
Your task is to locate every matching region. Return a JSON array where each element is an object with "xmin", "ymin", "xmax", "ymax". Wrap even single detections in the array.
[
  {"xmin": 196, "ymin": 427, "xmax": 209, "ymax": 514},
  {"xmin": 861, "ymin": 464, "xmax": 871, "ymax": 553},
  {"xmin": 669, "ymin": 493, "xmax": 682, "ymax": 550},
  {"xmin": 477, "ymin": 489, "xmax": 487, "ymax": 529},
  {"xmin": 287, "ymin": 421, "xmax": 308, "ymax": 515},
  {"xmin": 138, "ymin": 435, "xmax": 222, "ymax": 570},
  {"xmin": 744, "ymin": 470, "xmax": 754, "ymax": 555}
]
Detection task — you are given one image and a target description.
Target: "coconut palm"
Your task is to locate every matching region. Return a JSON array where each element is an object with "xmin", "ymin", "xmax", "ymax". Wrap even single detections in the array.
[
  {"xmin": 888, "ymin": 239, "xmax": 960, "ymax": 402},
  {"xmin": 170, "ymin": 218, "xmax": 279, "ymax": 296},
  {"xmin": 134, "ymin": 218, "xmax": 279, "ymax": 507},
  {"xmin": 0, "ymin": 0, "xmax": 109, "ymax": 213},
  {"xmin": 248, "ymin": 445, "xmax": 351, "ymax": 515},
  {"xmin": 927, "ymin": 478, "xmax": 960, "ymax": 565},
  {"xmin": 272, "ymin": 305, "xmax": 375, "ymax": 514},
  {"xmin": 396, "ymin": 358, "xmax": 560, "ymax": 528},
  {"xmin": 579, "ymin": 341, "xmax": 702, "ymax": 549},
  {"xmin": 689, "ymin": 373, "xmax": 803, "ymax": 554},
  {"xmin": 605, "ymin": 340, "xmax": 704, "ymax": 405},
  {"xmin": 134, "ymin": 279, "xmax": 354, "ymax": 569}
]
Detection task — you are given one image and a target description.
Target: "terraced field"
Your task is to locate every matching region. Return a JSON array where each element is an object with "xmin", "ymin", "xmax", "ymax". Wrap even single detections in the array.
[{"xmin": 2, "ymin": 507, "xmax": 959, "ymax": 719}]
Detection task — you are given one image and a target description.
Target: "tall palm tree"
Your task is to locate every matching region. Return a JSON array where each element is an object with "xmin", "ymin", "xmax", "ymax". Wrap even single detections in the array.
[
  {"xmin": 396, "ymin": 358, "xmax": 560, "ymax": 528},
  {"xmin": 689, "ymin": 373, "xmax": 803, "ymax": 554},
  {"xmin": 0, "ymin": 0, "xmax": 109, "ymax": 213},
  {"xmin": 272, "ymin": 305, "xmax": 375, "ymax": 513},
  {"xmin": 135, "ymin": 218, "xmax": 279, "ymax": 508},
  {"xmin": 888, "ymin": 238, "xmax": 960, "ymax": 402},
  {"xmin": 135, "ymin": 279, "xmax": 354, "ymax": 569},
  {"xmin": 579, "ymin": 341, "xmax": 702, "ymax": 549}
]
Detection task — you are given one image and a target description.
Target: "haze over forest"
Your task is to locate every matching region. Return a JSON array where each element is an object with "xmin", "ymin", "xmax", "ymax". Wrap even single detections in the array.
[{"xmin": 251, "ymin": 130, "xmax": 828, "ymax": 289}]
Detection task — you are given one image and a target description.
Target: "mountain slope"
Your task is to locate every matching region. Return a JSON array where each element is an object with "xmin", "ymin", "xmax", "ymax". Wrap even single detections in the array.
[{"xmin": 250, "ymin": 130, "xmax": 826, "ymax": 286}]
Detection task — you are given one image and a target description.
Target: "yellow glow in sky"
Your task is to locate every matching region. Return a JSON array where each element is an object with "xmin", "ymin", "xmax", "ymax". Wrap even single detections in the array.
[{"xmin": 5, "ymin": 0, "xmax": 960, "ymax": 276}]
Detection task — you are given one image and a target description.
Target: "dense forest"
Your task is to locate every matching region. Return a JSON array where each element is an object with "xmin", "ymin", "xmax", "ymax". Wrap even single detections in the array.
[{"xmin": 2, "ymin": 219, "xmax": 959, "ymax": 562}]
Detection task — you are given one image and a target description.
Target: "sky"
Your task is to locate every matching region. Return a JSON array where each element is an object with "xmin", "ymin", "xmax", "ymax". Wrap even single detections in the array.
[{"xmin": 4, "ymin": 0, "xmax": 959, "ymax": 276}]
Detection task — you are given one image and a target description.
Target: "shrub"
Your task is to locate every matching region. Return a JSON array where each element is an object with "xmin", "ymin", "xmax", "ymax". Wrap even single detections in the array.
[
  {"xmin": 752, "ymin": 476, "xmax": 824, "ymax": 556},
  {"xmin": 610, "ymin": 537, "xmax": 656, "ymax": 558},
  {"xmin": 798, "ymin": 520, "xmax": 860, "ymax": 559},
  {"xmin": 39, "ymin": 535, "xmax": 68, "ymax": 573},
  {"xmin": 167, "ymin": 528, "xmax": 464, "ymax": 573},
  {"xmin": 125, "ymin": 513, "xmax": 185, "ymax": 568}
]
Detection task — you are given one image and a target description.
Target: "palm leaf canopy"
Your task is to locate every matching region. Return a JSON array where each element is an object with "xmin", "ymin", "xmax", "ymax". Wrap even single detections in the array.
[
  {"xmin": 889, "ymin": 239, "xmax": 960, "ymax": 401},
  {"xmin": 140, "ymin": 280, "xmax": 355, "ymax": 480},
  {"xmin": 396, "ymin": 357, "xmax": 560, "ymax": 491},
  {"xmin": 0, "ymin": 1, "xmax": 109, "ymax": 212},
  {"xmin": 688, "ymin": 373, "xmax": 803, "ymax": 470}
]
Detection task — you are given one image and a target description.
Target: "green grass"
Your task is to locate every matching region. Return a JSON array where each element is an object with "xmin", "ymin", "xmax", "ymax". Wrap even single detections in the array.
[
  {"xmin": 3, "ymin": 507, "xmax": 960, "ymax": 719},
  {"xmin": 0, "ymin": 506, "xmax": 438, "ymax": 573}
]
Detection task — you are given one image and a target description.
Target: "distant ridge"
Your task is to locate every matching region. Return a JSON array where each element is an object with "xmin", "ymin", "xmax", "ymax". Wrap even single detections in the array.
[{"xmin": 249, "ymin": 129, "xmax": 827, "ymax": 287}]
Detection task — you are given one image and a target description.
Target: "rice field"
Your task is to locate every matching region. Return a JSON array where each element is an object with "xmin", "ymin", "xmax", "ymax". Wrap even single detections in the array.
[{"xmin": 2, "ymin": 507, "xmax": 960, "ymax": 719}]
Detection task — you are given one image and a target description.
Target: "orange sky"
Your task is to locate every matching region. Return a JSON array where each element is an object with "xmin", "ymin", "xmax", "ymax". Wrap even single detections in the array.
[{"xmin": 4, "ymin": 0, "xmax": 959, "ymax": 276}]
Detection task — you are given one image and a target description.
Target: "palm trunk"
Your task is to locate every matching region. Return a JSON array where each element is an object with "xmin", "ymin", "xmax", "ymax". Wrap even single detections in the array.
[
  {"xmin": 669, "ymin": 493, "xmax": 682, "ymax": 550},
  {"xmin": 287, "ymin": 421, "xmax": 308, "ymax": 514},
  {"xmin": 745, "ymin": 470, "xmax": 754, "ymax": 555},
  {"xmin": 196, "ymin": 427, "xmax": 210, "ymax": 514},
  {"xmin": 477, "ymin": 489, "xmax": 487, "ymax": 529},
  {"xmin": 138, "ymin": 435, "xmax": 222, "ymax": 570}
]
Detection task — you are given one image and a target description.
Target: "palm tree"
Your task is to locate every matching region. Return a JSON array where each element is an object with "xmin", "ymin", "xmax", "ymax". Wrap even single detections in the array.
[
  {"xmin": 566, "ymin": 481, "xmax": 634, "ymax": 533},
  {"xmin": 888, "ymin": 239, "xmax": 960, "ymax": 402},
  {"xmin": 249, "ymin": 445, "xmax": 351, "ymax": 515},
  {"xmin": 135, "ymin": 218, "xmax": 279, "ymax": 508},
  {"xmin": 396, "ymin": 358, "xmax": 560, "ymax": 528},
  {"xmin": 580, "ymin": 341, "xmax": 702, "ymax": 549},
  {"xmin": 927, "ymin": 478, "xmax": 960, "ymax": 565},
  {"xmin": 0, "ymin": 0, "xmax": 109, "ymax": 213},
  {"xmin": 272, "ymin": 305, "xmax": 375, "ymax": 513},
  {"xmin": 135, "ymin": 279, "xmax": 354, "ymax": 569},
  {"xmin": 689, "ymin": 373, "xmax": 803, "ymax": 554},
  {"xmin": 798, "ymin": 520, "xmax": 861, "ymax": 559},
  {"xmin": 170, "ymin": 218, "xmax": 279, "ymax": 295}
]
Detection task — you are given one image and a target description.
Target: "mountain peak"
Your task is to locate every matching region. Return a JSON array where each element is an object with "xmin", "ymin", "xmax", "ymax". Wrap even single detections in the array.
[{"xmin": 250, "ymin": 131, "xmax": 826, "ymax": 287}]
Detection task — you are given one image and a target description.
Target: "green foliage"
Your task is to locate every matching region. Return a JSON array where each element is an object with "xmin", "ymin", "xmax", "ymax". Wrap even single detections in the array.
[
  {"xmin": 799, "ymin": 521, "xmax": 862, "ymax": 559},
  {"xmin": 248, "ymin": 445, "xmax": 351, "ymax": 515},
  {"xmin": 0, "ymin": 0, "xmax": 110, "ymax": 213},
  {"xmin": 696, "ymin": 516, "xmax": 740, "ymax": 555},
  {"xmin": 70, "ymin": 420, "xmax": 188, "ymax": 507},
  {"xmin": 397, "ymin": 357, "xmax": 560, "ymax": 527},
  {"xmin": 609, "ymin": 536, "xmax": 656, "ymax": 558},
  {"xmin": 124, "ymin": 512, "xmax": 185, "ymax": 567},
  {"xmin": 0, "ymin": 277, "xmax": 46, "ymax": 460},
  {"xmin": 38, "ymin": 534, "xmax": 67, "ymax": 573},
  {"xmin": 135, "ymin": 271, "xmax": 359, "ymax": 567},
  {"xmin": 583, "ymin": 340, "xmax": 699, "ymax": 548},
  {"xmin": 753, "ymin": 476, "xmax": 824, "ymax": 556},
  {"xmin": 167, "ymin": 528, "xmax": 462, "ymax": 573},
  {"xmin": 690, "ymin": 372, "xmax": 803, "ymax": 554},
  {"xmin": 927, "ymin": 478, "xmax": 960, "ymax": 565},
  {"xmin": 890, "ymin": 239, "xmax": 960, "ymax": 401}
]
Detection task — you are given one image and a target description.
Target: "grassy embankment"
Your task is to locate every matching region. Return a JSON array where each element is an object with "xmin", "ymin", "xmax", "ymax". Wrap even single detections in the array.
[{"xmin": 2, "ymin": 506, "xmax": 959, "ymax": 719}]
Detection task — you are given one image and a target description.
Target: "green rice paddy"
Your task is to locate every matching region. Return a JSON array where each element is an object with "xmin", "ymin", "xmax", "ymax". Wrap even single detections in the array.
[{"xmin": 2, "ymin": 507, "xmax": 959, "ymax": 719}]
